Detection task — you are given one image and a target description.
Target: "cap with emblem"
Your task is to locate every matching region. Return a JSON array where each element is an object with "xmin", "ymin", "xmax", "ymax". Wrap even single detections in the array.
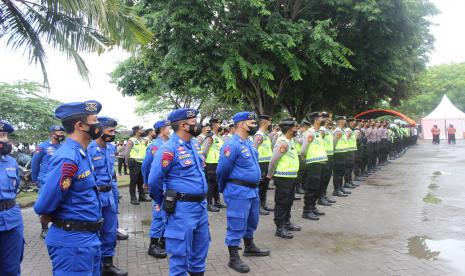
[
  {"xmin": 308, "ymin": 112, "xmax": 322, "ymax": 120},
  {"xmin": 168, "ymin": 108, "xmax": 199, "ymax": 123},
  {"xmin": 335, "ymin": 116, "xmax": 346, "ymax": 121},
  {"xmin": 98, "ymin": 116, "xmax": 118, "ymax": 127},
  {"xmin": 0, "ymin": 120, "xmax": 15, "ymax": 133},
  {"xmin": 232, "ymin": 111, "xmax": 256, "ymax": 124},
  {"xmin": 49, "ymin": 125, "xmax": 65, "ymax": 132},
  {"xmin": 321, "ymin": 112, "xmax": 330, "ymax": 118},
  {"xmin": 132, "ymin": 125, "xmax": 143, "ymax": 131},
  {"xmin": 279, "ymin": 117, "xmax": 297, "ymax": 128},
  {"xmin": 55, "ymin": 100, "xmax": 102, "ymax": 120},
  {"xmin": 154, "ymin": 120, "xmax": 170, "ymax": 130}
]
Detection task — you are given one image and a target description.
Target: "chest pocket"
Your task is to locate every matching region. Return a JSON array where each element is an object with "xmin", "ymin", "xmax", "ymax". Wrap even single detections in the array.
[
  {"xmin": 178, "ymin": 152, "xmax": 197, "ymax": 176},
  {"xmin": 240, "ymin": 149, "xmax": 251, "ymax": 159},
  {"xmin": 92, "ymin": 156, "xmax": 106, "ymax": 168},
  {"xmin": 5, "ymin": 169, "xmax": 18, "ymax": 190}
]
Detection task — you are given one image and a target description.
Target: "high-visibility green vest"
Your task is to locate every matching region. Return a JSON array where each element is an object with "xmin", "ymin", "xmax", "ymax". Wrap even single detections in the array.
[
  {"xmin": 334, "ymin": 128, "xmax": 349, "ymax": 153},
  {"xmin": 205, "ymin": 135, "xmax": 223, "ymax": 164},
  {"xmin": 304, "ymin": 129, "xmax": 328, "ymax": 164},
  {"xmin": 295, "ymin": 135, "xmax": 302, "ymax": 156},
  {"xmin": 255, "ymin": 130, "xmax": 272, "ymax": 163},
  {"xmin": 346, "ymin": 128, "xmax": 357, "ymax": 152},
  {"xmin": 129, "ymin": 137, "xmax": 146, "ymax": 162},
  {"xmin": 322, "ymin": 128, "xmax": 334, "ymax": 156},
  {"xmin": 274, "ymin": 137, "xmax": 299, "ymax": 178},
  {"xmin": 388, "ymin": 129, "xmax": 394, "ymax": 142}
]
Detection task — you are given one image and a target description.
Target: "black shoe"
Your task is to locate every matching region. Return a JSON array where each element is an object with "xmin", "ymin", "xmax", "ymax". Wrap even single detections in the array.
[
  {"xmin": 207, "ymin": 204, "xmax": 220, "ymax": 212},
  {"xmin": 302, "ymin": 212, "xmax": 319, "ymax": 220},
  {"xmin": 354, "ymin": 176, "xmax": 364, "ymax": 181},
  {"xmin": 130, "ymin": 198, "xmax": 140, "ymax": 205},
  {"xmin": 351, "ymin": 181, "xmax": 360, "ymax": 187},
  {"xmin": 317, "ymin": 198, "xmax": 332, "ymax": 206},
  {"xmin": 139, "ymin": 195, "xmax": 150, "ymax": 202},
  {"xmin": 262, "ymin": 204, "xmax": 274, "ymax": 212},
  {"xmin": 294, "ymin": 196, "xmax": 302, "ymax": 201},
  {"xmin": 344, "ymin": 183, "xmax": 356, "ymax": 189},
  {"xmin": 275, "ymin": 227, "xmax": 293, "ymax": 239},
  {"xmin": 148, "ymin": 238, "xmax": 167, "ymax": 259},
  {"xmin": 333, "ymin": 191, "xmax": 348, "ymax": 197},
  {"xmin": 267, "ymin": 186, "xmax": 275, "ymax": 190},
  {"xmin": 341, "ymin": 188, "xmax": 352, "ymax": 194},
  {"xmin": 362, "ymin": 173, "xmax": 369, "ymax": 177},
  {"xmin": 295, "ymin": 188, "xmax": 305, "ymax": 194},
  {"xmin": 116, "ymin": 229, "xmax": 129, "ymax": 240},
  {"xmin": 243, "ymin": 238, "xmax": 271, "ymax": 257},
  {"xmin": 313, "ymin": 208, "xmax": 325, "ymax": 216},
  {"xmin": 214, "ymin": 202, "xmax": 227, "ymax": 208},
  {"xmin": 284, "ymin": 223, "xmax": 301, "ymax": 231},
  {"xmin": 188, "ymin": 272, "xmax": 205, "ymax": 276},
  {"xmin": 259, "ymin": 207, "xmax": 270, "ymax": 215},
  {"xmin": 102, "ymin": 256, "xmax": 128, "ymax": 276},
  {"xmin": 325, "ymin": 196, "xmax": 336, "ymax": 203},
  {"xmin": 228, "ymin": 246, "xmax": 250, "ymax": 273}
]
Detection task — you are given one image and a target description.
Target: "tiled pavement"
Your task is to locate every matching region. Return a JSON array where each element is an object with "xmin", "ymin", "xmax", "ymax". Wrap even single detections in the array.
[{"xmin": 21, "ymin": 140, "xmax": 465, "ymax": 275}]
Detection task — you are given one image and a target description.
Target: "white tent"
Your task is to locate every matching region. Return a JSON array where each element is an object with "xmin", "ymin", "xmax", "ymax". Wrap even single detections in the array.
[{"xmin": 421, "ymin": 95, "xmax": 465, "ymax": 139}]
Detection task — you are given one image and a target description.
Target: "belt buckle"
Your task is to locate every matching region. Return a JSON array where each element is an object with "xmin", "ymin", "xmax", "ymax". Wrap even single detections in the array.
[{"xmin": 179, "ymin": 193, "xmax": 186, "ymax": 199}]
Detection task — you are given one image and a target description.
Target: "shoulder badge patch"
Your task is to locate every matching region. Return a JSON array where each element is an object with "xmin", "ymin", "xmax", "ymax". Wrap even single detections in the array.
[
  {"xmin": 224, "ymin": 146, "xmax": 231, "ymax": 157},
  {"xmin": 161, "ymin": 151, "xmax": 174, "ymax": 168}
]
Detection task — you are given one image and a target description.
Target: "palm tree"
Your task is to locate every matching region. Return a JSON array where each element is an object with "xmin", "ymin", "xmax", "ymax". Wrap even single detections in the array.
[{"xmin": 0, "ymin": 0, "xmax": 152, "ymax": 87}]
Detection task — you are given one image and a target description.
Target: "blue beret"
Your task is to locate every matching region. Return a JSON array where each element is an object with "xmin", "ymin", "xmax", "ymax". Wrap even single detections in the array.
[
  {"xmin": 49, "ymin": 125, "xmax": 64, "ymax": 132},
  {"xmin": 98, "ymin": 116, "xmax": 118, "ymax": 127},
  {"xmin": 154, "ymin": 120, "xmax": 171, "ymax": 130},
  {"xmin": 168, "ymin": 108, "xmax": 199, "ymax": 123},
  {"xmin": 233, "ymin": 112, "xmax": 257, "ymax": 124},
  {"xmin": 55, "ymin": 100, "xmax": 102, "ymax": 120},
  {"xmin": 0, "ymin": 120, "xmax": 15, "ymax": 133}
]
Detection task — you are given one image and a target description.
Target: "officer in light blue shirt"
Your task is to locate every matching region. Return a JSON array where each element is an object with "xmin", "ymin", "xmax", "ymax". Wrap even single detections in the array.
[
  {"xmin": 148, "ymin": 108, "xmax": 209, "ymax": 276},
  {"xmin": 0, "ymin": 120, "xmax": 24, "ymax": 276},
  {"xmin": 31, "ymin": 125, "xmax": 65, "ymax": 238},
  {"xmin": 88, "ymin": 116, "xmax": 127, "ymax": 276},
  {"xmin": 34, "ymin": 100, "xmax": 104, "ymax": 276},
  {"xmin": 142, "ymin": 119, "xmax": 171, "ymax": 259},
  {"xmin": 217, "ymin": 111, "xmax": 271, "ymax": 274}
]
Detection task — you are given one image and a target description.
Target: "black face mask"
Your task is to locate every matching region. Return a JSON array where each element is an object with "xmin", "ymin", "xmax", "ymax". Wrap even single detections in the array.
[
  {"xmin": 267, "ymin": 125, "xmax": 272, "ymax": 132},
  {"xmin": 54, "ymin": 135, "xmax": 65, "ymax": 142},
  {"xmin": 186, "ymin": 123, "xmax": 202, "ymax": 137},
  {"xmin": 0, "ymin": 141, "xmax": 12, "ymax": 155},
  {"xmin": 84, "ymin": 123, "xmax": 103, "ymax": 140},
  {"xmin": 246, "ymin": 124, "xmax": 258, "ymax": 136},
  {"xmin": 218, "ymin": 127, "xmax": 224, "ymax": 133},
  {"xmin": 101, "ymin": 133, "xmax": 116, "ymax": 143}
]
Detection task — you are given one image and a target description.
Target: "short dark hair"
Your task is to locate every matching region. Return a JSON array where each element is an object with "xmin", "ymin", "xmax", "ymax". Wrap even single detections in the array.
[
  {"xmin": 281, "ymin": 125, "xmax": 293, "ymax": 134},
  {"xmin": 62, "ymin": 114, "xmax": 89, "ymax": 134},
  {"xmin": 171, "ymin": 121, "xmax": 182, "ymax": 132}
]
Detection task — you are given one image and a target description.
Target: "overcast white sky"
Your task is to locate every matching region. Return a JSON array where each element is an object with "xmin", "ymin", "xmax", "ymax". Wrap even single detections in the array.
[{"xmin": 0, "ymin": 0, "xmax": 464, "ymax": 128}]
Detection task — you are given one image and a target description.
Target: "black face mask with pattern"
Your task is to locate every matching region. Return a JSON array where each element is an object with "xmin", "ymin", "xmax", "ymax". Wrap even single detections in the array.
[{"xmin": 84, "ymin": 123, "xmax": 103, "ymax": 140}]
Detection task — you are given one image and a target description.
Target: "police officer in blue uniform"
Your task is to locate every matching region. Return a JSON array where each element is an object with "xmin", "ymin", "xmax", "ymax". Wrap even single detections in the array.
[
  {"xmin": 0, "ymin": 120, "xmax": 24, "ymax": 276},
  {"xmin": 217, "ymin": 112, "xmax": 271, "ymax": 274},
  {"xmin": 34, "ymin": 100, "xmax": 104, "ymax": 276},
  {"xmin": 148, "ymin": 108, "xmax": 209, "ymax": 276},
  {"xmin": 31, "ymin": 125, "xmax": 65, "ymax": 238},
  {"xmin": 142, "ymin": 119, "xmax": 171, "ymax": 259},
  {"xmin": 88, "ymin": 116, "xmax": 127, "ymax": 276}
]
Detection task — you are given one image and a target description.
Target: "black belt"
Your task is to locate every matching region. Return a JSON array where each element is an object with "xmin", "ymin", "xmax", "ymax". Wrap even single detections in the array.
[
  {"xmin": 176, "ymin": 193, "xmax": 206, "ymax": 202},
  {"xmin": 96, "ymin": 185, "xmax": 112, "ymax": 192},
  {"xmin": 52, "ymin": 218, "xmax": 104, "ymax": 232},
  {"xmin": 0, "ymin": 199, "xmax": 16, "ymax": 211},
  {"xmin": 228, "ymin": 179, "xmax": 259, "ymax": 189}
]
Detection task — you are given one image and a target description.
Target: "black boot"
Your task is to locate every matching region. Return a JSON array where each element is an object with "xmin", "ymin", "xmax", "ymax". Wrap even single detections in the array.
[
  {"xmin": 214, "ymin": 201, "xmax": 227, "ymax": 208},
  {"xmin": 302, "ymin": 211, "xmax": 319, "ymax": 220},
  {"xmin": 40, "ymin": 223, "xmax": 48, "ymax": 239},
  {"xmin": 333, "ymin": 190, "xmax": 348, "ymax": 197},
  {"xmin": 275, "ymin": 226, "xmax": 293, "ymax": 239},
  {"xmin": 284, "ymin": 222, "xmax": 302, "ymax": 231},
  {"xmin": 139, "ymin": 194, "xmax": 150, "ymax": 202},
  {"xmin": 147, "ymin": 238, "xmax": 167, "ymax": 258},
  {"xmin": 259, "ymin": 206, "xmax": 270, "ymax": 215},
  {"xmin": 228, "ymin": 246, "xmax": 250, "ymax": 273},
  {"xmin": 116, "ymin": 229, "xmax": 129, "ymax": 240},
  {"xmin": 317, "ymin": 197, "xmax": 332, "ymax": 206},
  {"xmin": 102, "ymin": 256, "xmax": 128, "ymax": 276},
  {"xmin": 243, "ymin": 238, "xmax": 271, "ymax": 257},
  {"xmin": 207, "ymin": 204, "xmax": 220, "ymax": 212},
  {"xmin": 341, "ymin": 187, "xmax": 352, "ymax": 194},
  {"xmin": 130, "ymin": 197, "xmax": 139, "ymax": 205},
  {"xmin": 312, "ymin": 208, "xmax": 325, "ymax": 216},
  {"xmin": 325, "ymin": 196, "xmax": 336, "ymax": 203},
  {"xmin": 189, "ymin": 272, "xmax": 205, "ymax": 276},
  {"xmin": 261, "ymin": 203, "xmax": 274, "ymax": 212}
]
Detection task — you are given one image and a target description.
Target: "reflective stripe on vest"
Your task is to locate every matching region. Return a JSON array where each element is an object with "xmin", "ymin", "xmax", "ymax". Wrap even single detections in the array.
[
  {"xmin": 274, "ymin": 137, "xmax": 299, "ymax": 178},
  {"xmin": 305, "ymin": 130, "xmax": 328, "ymax": 164},
  {"xmin": 256, "ymin": 131, "xmax": 272, "ymax": 163},
  {"xmin": 323, "ymin": 130, "xmax": 334, "ymax": 155},
  {"xmin": 205, "ymin": 135, "xmax": 223, "ymax": 164},
  {"xmin": 129, "ymin": 137, "xmax": 146, "ymax": 162},
  {"xmin": 334, "ymin": 128, "xmax": 348, "ymax": 153}
]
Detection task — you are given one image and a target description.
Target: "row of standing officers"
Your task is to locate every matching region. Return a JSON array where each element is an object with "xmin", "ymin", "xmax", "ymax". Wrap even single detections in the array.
[{"xmin": 0, "ymin": 99, "xmax": 414, "ymax": 276}]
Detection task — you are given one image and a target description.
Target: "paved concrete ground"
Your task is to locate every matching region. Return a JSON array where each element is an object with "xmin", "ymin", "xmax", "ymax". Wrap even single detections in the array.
[{"xmin": 21, "ymin": 140, "xmax": 465, "ymax": 275}]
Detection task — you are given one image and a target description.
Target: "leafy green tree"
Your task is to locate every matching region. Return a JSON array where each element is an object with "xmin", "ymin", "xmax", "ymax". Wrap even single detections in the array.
[
  {"xmin": 397, "ymin": 62, "xmax": 465, "ymax": 120},
  {"xmin": 0, "ymin": 81, "xmax": 62, "ymax": 143},
  {"xmin": 0, "ymin": 0, "xmax": 152, "ymax": 87}
]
